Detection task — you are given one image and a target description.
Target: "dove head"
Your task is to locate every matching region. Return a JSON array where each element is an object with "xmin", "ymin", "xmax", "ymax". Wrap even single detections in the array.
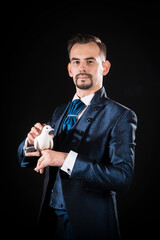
[{"xmin": 43, "ymin": 125, "xmax": 54, "ymax": 134}]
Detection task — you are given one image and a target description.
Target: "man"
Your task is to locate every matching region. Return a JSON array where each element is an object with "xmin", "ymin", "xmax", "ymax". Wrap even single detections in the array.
[{"xmin": 18, "ymin": 34, "xmax": 137, "ymax": 240}]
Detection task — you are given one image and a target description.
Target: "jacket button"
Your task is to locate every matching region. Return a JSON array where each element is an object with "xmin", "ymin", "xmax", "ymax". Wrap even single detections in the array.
[
  {"xmin": 72, "ymin": 146, "xmax": 77, "ymax": 150},
  {"xmin": 95, "ymin": 106, "xmax": 101, "ymax": 110},
  {"xmin": 79, "ymin": 130, "xmax": 84, "ymax": 135},
  {"xmin": 86, "ymin": 118, "xmax": 92, "ymax": 122}
]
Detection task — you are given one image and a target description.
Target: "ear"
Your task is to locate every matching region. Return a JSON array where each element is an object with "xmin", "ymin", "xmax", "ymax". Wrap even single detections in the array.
[
  {"xmin": 67, "ymin": 63, "xmax": 73, "ymax": 77},
  {"xmin": 102, "ymin": 60, "xmax": 111, "ymax": 76}
]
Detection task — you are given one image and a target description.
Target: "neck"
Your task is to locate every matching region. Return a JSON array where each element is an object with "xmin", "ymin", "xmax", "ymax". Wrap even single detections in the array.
[{"xmin": 76, "ymin": 84, "xmax": 102, "ymax": 98}]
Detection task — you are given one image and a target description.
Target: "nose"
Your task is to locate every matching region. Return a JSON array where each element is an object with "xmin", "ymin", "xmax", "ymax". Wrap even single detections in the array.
[{"xmin": 79, "ymin": 62, "xmax": 87, "ymax": 72}]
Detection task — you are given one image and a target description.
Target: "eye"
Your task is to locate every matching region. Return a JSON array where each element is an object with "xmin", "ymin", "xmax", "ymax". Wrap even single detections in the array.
[
  {"xmin": 73, "ymin": 60, "xmax": 80, "ymax": 64},
  {"xmin": 46, "ymin": 127, "xmax": 48, "ymax": 129},
  {"xmin": 87, "ymin": 60, "xmax": 94, "ymax": 64}
]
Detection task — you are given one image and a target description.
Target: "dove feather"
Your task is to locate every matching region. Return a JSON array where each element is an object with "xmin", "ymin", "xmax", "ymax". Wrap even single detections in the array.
[{"xmin": 34, "ymin": 125, "xmax": 54, "ymax": 151}]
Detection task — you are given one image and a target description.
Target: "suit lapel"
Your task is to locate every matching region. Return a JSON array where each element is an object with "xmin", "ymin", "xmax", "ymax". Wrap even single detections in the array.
[
  {"xmin": 61, "ymin": 87, "xmax": 108, "ymax": 152},
  {"xmin": 51, "ymin": 102, "xmax": 71, "ymax": 137},
  {"xmin": 72, "ymin": 86, "xmax": 108, "ymax": 134},
  {"xmin": 74, "ymin": 102, "xmax": 106, "ymax": 133}
]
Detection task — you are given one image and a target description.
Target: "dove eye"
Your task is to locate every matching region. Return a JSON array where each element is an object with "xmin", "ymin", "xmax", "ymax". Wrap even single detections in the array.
[{"xmin": 46, "ymin": 127, "xmax": 48, "ymax": 129}]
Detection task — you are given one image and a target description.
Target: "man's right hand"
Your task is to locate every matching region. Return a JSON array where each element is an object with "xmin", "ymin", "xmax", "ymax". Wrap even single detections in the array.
[{"xmin": 27, "ymin": 122, "xmax": 44, "ymax": 146}]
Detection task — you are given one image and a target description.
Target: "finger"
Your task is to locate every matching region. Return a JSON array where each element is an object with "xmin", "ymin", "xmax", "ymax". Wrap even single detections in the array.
[
  {"xmin": 49, "ymin": 134, "xmax": 54, "ymax": 139},
  {"xmin": 31, "ymin": 126, "xmax": 40, "ymax": 136},
  {"xmin": 39, "ymin": 168, "xmax": 44, "ymax": 174},
  {"xmin": 34, "ymin": 122, "xmax": 44, "ymax": 131},
  {"xmin": 25, "ymin": 151, "xmax": 41, "ymax": 157},
  {"xmin": 34, "ymin": 155, "xmax": 46, "ymax": 172},
  {"xmin": 36, "ymin": 155, "xmax": 44, "ymax": 168},
  {"xmin": 34, "ymin": 161, "xmax": 45, "ymax": 172},
  {"xmin": 36, "ymin": 166, "xmax": 44, "ymax": 174},
  {"xmin": 27, "ymin": 132, "xmax": 35, "ymax": 142}
]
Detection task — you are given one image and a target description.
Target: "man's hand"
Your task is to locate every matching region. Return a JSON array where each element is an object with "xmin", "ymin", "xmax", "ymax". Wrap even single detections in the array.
[
  {"xmin": 25, "ymin": 150, "xmax": 68, "ymax": 174},
  {"xmin": 27, "ymin": 122, "xmax": 45, "ymax": 146}
]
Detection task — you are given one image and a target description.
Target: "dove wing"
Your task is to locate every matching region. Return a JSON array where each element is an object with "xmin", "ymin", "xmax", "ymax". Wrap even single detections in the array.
[{"xmin": 34, "ymin": 138, "xmax": 39, "ymax": 150}]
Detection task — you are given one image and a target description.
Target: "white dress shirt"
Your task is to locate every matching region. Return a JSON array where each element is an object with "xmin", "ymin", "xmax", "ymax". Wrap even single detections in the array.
[{"xmin": 23, "ymin": 93, "xmax": 94, "ymax": 175}]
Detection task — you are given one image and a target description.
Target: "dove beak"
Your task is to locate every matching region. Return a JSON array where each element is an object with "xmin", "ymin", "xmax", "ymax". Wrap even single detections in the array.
[{"xmin": 49, "ymin": 129, "xmax": 54, "ymax": 135}]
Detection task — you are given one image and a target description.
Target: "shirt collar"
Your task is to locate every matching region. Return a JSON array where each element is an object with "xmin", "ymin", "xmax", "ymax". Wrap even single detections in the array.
[{"xmin": 72, "ymin": 93, "xmax": 95, "ymax": 106}]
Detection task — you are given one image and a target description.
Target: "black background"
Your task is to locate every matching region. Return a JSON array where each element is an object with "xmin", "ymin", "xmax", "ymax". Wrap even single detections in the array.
[{"xmin": 2, "ymin": 2, "xmax": 160, "ymax": 239}]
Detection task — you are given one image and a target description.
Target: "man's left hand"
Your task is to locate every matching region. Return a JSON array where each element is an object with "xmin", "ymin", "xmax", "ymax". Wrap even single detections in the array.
[{"xmin": 25, "ymin": 150, "xmax": 68, "ymax": 174}]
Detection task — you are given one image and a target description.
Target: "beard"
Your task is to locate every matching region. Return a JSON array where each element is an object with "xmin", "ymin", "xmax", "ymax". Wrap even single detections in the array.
[{"xmin": 75, "ymin": 73, "xmax": 93, "ymax": 90}]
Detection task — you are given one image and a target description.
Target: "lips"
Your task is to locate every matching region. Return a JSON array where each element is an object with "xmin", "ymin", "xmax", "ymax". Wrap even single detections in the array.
[
  {"xmin": 78, "ymin": 76, "xmax": 89, "ymax": 79},
  {"xmin": 76, "ymin": 73, "xmax": 92, "ymax": 80}
]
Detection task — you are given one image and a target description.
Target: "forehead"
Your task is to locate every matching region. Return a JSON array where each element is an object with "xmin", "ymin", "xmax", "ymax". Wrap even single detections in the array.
[{"xmin": 70, "ymin": 42, "xmax": 100, "ymax": 59}]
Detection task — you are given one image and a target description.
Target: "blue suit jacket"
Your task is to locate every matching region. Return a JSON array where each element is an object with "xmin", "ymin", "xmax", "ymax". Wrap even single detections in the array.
[{"xmin": 18, "ymin": 87, "xmax": 137, "ymax": 240}]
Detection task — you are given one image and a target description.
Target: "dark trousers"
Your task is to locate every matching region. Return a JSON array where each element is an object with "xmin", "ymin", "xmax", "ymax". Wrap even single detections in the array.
[
  {"xmin": 54, "ymin": 212, "xmax": 75, "ymax": 240},
  {"xmin": 37, "ymin": 207, "xmax": 75, "ymax": 240}
]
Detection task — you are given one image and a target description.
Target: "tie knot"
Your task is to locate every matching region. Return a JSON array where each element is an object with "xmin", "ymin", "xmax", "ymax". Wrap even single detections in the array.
[
  {"xmin": 68, "ymin": 99, "xmax": 85, "ymax": 115},
  {"xmin": 62, "ymin": 99, "xmax": 85, "ymax": 134}
]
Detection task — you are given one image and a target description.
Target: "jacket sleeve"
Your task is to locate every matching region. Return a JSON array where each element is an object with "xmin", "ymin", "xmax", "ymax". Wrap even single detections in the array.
[
  {"xmin": 70, "ymin": 109, "xmax": 138, "ymax": 193},
  {"xmin": 17, "ymin": 139, "xmax": 39, "ymax": 167}
]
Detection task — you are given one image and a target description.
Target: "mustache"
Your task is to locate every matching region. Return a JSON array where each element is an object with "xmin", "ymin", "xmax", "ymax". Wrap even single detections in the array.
[{"xmin": 75, "ymin": 73, "xmax": 92, "ymax": 80}]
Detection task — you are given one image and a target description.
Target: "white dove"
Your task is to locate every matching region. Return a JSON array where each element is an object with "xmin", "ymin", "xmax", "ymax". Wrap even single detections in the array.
[{"xmin": 34, "ymin": 125, "xmax": 54, "ymax": 151}]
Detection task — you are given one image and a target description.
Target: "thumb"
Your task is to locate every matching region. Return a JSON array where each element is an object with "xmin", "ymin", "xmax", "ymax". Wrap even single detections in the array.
[{"xmin": 49, "ymin": 134, "xmax": 54, "ymax": 139}]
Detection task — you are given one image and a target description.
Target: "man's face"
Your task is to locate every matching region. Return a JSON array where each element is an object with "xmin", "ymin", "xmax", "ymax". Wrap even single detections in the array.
[{"xmin": 68, "ymin": 42, "xmax": 107, "ymax": 90}]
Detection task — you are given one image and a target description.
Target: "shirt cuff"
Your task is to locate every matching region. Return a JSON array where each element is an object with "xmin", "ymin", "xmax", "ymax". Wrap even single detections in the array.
[
  {"xmin": 23, "ymin": 138, "xmax": 29, "ymax": 150},
  {"xmin": 60, "ymin": 150, "xmax": 78, "ymax": 175},
  {"xmin": 23, "ymin": 138, "xmax": 36, "ymax": 154}
]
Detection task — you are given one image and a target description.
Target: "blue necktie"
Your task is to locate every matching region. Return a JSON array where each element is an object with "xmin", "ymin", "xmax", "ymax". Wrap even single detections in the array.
[{"xmin": 62, "ymin": 99, "xmax": 85, "ymax": 134}]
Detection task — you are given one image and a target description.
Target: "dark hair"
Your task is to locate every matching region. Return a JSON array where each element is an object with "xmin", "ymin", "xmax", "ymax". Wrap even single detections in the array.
[{"xmin": 67, "ymin": 33, "xmax": 107, "ymax": 60}]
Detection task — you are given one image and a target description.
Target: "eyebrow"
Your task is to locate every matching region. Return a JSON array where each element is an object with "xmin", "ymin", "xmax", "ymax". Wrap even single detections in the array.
[{"xmin": 70, "ymin": 57, "xmax": 96, "ymax": 62}]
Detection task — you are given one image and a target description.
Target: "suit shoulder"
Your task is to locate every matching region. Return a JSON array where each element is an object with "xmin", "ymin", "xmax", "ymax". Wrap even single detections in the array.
[
  {"xmin": 105, "ymin": 97, "xmax": 137, "ymax": 119},
  {"xmin": 106, "ymin": 97, "xmax": 134, "ymax": 112}
]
